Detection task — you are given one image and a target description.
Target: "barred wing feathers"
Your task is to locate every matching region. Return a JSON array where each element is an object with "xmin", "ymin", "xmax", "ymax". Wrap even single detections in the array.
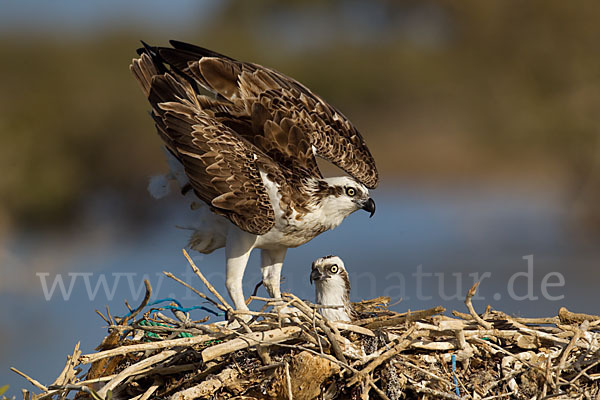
[
  {"xmin": 131, "ymin": 52, "xmax": 280, "ymax": 235},
  {"xmin": 155, "ymin": 40, "xmax": 379, "ymax": 189}
]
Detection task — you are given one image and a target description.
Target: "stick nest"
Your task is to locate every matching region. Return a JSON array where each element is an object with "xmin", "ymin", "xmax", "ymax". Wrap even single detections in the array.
[{"xmin": 12, "ymin": 252, "xmax": 600, "ymax": 400}]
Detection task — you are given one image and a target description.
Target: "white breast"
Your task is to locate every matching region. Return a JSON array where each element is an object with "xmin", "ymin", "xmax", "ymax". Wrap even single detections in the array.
[
  {"xmin": 315, "ymin": 279, "xmax": 352, "ymax": 322},
  {"xmin": 256, "ymin": 171, "xmax": 328, "ymax": 249}
]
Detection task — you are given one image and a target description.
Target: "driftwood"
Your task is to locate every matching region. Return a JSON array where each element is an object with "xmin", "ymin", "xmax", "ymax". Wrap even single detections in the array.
[
  {"xmin": 11, "ymin": 256, "xmax": 600, "ymax": 400},
  {"xmin": 201, "ymin": 326, "xmax": 303, "ymax": 362}
]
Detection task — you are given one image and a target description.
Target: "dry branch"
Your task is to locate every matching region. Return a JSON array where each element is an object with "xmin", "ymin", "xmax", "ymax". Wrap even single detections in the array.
[{"xmin": 201, "ymin": 326, "xmax": 302, "ymax": 362}]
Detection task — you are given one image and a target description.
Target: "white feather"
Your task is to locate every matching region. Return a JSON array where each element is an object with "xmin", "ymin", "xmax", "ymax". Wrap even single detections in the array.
[
  {"xmin": 147, "ymin": 174, "xmax": 171, "ymax": 199},
  {"xmin": 164, "ymin": 148, "xmax": 189, "ymax": 187},
  {"xmin": 147, "ymin": 149, "xmax": 191, "ymax": 199},
  {"xmin": 316, "ymin": 279, "xmax": 352, "ymax": 322}
]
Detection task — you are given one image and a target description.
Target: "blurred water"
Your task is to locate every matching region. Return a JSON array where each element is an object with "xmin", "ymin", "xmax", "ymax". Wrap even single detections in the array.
[
  {"xmin": 0, "ymin": 0, "xmax": 223, "ymax": 36},
  {"xmin": 1, "ymin": 183, "xmax": 599, "ymax": 396}
]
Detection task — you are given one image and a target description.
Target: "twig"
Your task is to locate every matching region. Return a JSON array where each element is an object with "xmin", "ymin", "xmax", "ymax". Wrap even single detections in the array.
[
  {"xmin": 464, "ymin": 282, "xmax": 492, "ymax": 329},
  {"xmin": 558, "ymin": 307, "xmax": 600, "ymax": 324},
  {"xmin": 133, "ymin": 323, "xmax": 207, "ymax": 335},
  {"xmin": 105, "ymin": 305, "xmax": 114, "ymax": 325},
  {"xmin": 97, "ymin": 350, "xmax": 177, "ymax": 398},
  {"xmin": 121, "ymin": 279, "xmax": 152, "ymax": 325},
  {"xmin": 124, "ymin": 299, "xmax": 134, "ymax": 313},
  {"xmin": 555, "ymin": 327, "xmax": 582, "ymax": 386},
  {"xmin": 134, "ymin": 379, "xmax": 160, "ymax": 400},
  {"xmin": 95, "ymin": 309, "xmax": 110, "ymax": 325},
  {"xmin": 393, "ymin": 358, "xmax": 453, "ymax": 387},
  {"xmin": 163, "ymin": 271, "xmax": 225, "ymax": 312},
  {"xmin": 201, "ymin": 326, "xmax": 302, "ymax": 362},
  {"xmin": 51, "ymin": 341, "xmax": 81, "ymax": 387},
  {"xmin": 44, "ymin": 384, "xmax": 103, "ymax": 400},
  {"xmin": 284, "ymin": 361, "xmax": 293, "ymax": 400},
  {"xmin": 513, "ymin": 317, "xmax": 560, "ymax": 325},
  {"xmin": 347, "ymin": 326, "xmax": 416, "ymax": 386},
  {"xmin": 257, "ymin": 362, "xmax": 284, "ymax": 372},
  {"xmin": 323, "ymin": 318, "xmax": 348, "ymax": 363},
  {"xmin": 182, "ymin": 249, "xmax": 255, "ymax": 334},
  {"xmin": 481, "ymin": 392, "xmax": 517, "ymax": 399},
  {"xmin": 360, "ymin": 306, "xmax": 445, "ymax": 329},
  {"xmin": 69, "ymin": 361, "xmax": 201, "ymax": 389},
  {"xmin": 313, "ymin": 309, "xmax": 324, "ymax": 354},
  {"xmin": 286, "ymin": 295, "xmax": 348, "ymax": 364},
  {"xmin": 568, "ymin": 358, "xmax": 600, "ymax": 384},
  {"xmin": 451, "ymin": 310, "xmax": 473, "ymax": 321},
  {"xmin": 10, "ymin": 368, "xmax": 48, "ymax": 391},
  {"xmin": 405, "ymin": 384, "xmax": 461, "ymax": 400},
  {"xmin": 471, "ymin": 337, "xmax": 560, "ymax": 380},
  {"xmin": 541, "ymin": 355, "xmax": 552, "ymax": 397},
  {"xmin": 182, "ymin": 249, "xmax": 232, "ymax": 310},
  {"xmin": 247, "ymin": 295, "xmax": 283, "ymax": 303},
  {"xmin": 80, "ymin": 333, "xmax": 215, "ymax": 364},
  {"xmin": 365, "ymin": 375, "xmax": 391, "ymax": 400}
]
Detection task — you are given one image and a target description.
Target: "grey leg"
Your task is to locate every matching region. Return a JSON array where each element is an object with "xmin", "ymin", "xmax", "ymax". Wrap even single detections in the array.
[
  {"xmin": 225, "ymin": 228, "xmax": 257, "ymax": 312},
  {"xmin": 260, "ymin": 248, "xmax": 287, "ymax": 299}
]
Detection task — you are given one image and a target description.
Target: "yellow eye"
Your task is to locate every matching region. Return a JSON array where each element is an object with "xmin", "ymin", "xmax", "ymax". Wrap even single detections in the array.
[
  {"xmin": 329, "ymin": 264, "xmax": 338, "ymax": 273},
  {"xmin": 346, "ymin": 187, "xmax": 356, "ymax": 197}
]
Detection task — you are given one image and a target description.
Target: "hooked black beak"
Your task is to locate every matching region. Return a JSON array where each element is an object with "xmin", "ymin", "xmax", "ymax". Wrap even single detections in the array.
[
  {"xmin": 361, "ymin": 198, "xmax": 376, "ymax": 218},
  {"xmin": 310, "ymin": 269, "xmax": 323, "ymax": 284}
]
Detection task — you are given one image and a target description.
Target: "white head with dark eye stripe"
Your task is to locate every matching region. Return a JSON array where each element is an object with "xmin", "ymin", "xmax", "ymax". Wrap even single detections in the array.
[
  {"xmin": 311, "ymin": 177, "xmax": 376, "ymax": 228},
  {"xmin": 310, "ymin": 255, "xmax": 356, "ymax": 322}
]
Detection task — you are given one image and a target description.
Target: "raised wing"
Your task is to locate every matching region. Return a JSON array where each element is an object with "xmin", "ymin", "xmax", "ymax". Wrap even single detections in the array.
[
  {"xmin": 153, "ymin": 40, "xmax": 379, "ymax": 189},
  {"xmin": 131, "ymin": 51, "xmax": 282, "ymax": 235}
]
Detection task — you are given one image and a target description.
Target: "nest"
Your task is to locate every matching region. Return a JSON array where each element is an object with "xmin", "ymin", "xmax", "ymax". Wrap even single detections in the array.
[{"xmin": 12, "ymin": 251, "xmax": 600, "ymax": 400}]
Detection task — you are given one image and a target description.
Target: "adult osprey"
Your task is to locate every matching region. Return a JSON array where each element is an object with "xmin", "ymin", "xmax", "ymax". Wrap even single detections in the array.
[{"xmin": 130, "ymin": 40, "xmax": 378, "ymax": 313}]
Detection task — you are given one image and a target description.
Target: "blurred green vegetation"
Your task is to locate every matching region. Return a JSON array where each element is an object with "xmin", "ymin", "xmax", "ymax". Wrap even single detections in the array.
[
  {"xmin": 1, "ymin": 0, "xmax": 600, "ymax": 230},
  {"xmin": 0, "ymin": 36, "xmax": 158, "ymax": 226}
]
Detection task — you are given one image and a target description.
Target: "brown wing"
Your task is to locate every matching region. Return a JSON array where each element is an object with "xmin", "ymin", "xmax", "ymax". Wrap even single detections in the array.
[
  {"xmin": 131, "ymin": 51, "xmax": 283, "ymax": 235},
  {"xmin": 154, "ymin": 40, "xmax": 379, "ymax": 189}
]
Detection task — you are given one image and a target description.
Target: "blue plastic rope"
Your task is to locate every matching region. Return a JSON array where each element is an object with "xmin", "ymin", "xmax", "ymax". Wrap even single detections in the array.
[
  {"xmin": 160, "ymin": 304, "xmax": 223, "ymax": 316},
  {"xmin": 452, "ymin": 354, "xmax": 460, "ymax": 397},
  {"xmin": 121, "ymin": 297, "xmax": 223, "ymax": 319},
  {"xmin": 149, "ymin": 297, "xmax": 183, "ymax": 308}
]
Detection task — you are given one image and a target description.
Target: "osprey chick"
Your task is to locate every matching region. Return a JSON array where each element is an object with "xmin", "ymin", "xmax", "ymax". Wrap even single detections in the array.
[
  {"xmin": 310, "ymin": 256, "xmax": 357, "ymax": 322},
  {"xmin": 130, "ymin": 41, "xmax": 378, "ymax": 313}
]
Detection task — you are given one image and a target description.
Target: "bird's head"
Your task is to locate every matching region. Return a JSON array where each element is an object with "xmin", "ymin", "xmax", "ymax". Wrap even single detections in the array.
[
  {"xmin": 310, "ymin": 255, "xmax": 354, "ymax": 321},
  {"xmin": 310, "ymin": 255, "xmax": 349, "ymax": 287},
  {"xmin": 315, "ymin": 176, "xmax": 375, "ymax": 219}
]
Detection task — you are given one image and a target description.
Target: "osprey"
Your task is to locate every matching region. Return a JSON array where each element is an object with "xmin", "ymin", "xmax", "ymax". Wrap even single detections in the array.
[
  {"xmin": 310, "ymin": 256, "xmax": 357, "ymax": 322},
  {"xmin": 130, "ymin": 40, "xmax": 378, "ymax": 313}
]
